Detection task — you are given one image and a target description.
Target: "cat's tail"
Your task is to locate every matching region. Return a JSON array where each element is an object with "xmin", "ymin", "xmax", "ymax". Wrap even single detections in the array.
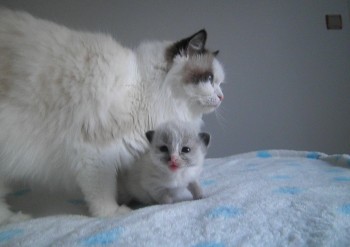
[{"xmin": 0, "ymin": 181, "xmax": 31, "ymax": 225}]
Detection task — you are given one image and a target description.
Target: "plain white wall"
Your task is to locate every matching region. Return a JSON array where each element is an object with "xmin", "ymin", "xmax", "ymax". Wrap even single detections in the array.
[{"xmin": 1, "ymin": 0, "xmax": 349, "ymax": 157}]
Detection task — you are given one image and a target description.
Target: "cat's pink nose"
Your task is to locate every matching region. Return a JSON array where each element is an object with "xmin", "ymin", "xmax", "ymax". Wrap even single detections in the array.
[{"xmin": 218, "ymin": 94, "xmax": 224, "ymax": 101}]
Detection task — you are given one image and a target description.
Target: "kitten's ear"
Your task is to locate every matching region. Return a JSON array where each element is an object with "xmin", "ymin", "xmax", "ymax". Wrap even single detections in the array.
[
  {"xmin": 145, "ymin": 131, "xmax": 155, "ymax": 143},
  {"xmin": 187, "ymin": 29, "xmax": 207, "ymax": 56},
  {"xmin": 199, "ymin": 132, "xmax": 211, "ymax": 147}
]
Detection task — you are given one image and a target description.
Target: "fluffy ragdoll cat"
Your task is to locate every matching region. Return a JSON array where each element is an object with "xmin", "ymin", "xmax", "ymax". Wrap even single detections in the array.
[
  {"xmin": 118, "ymin": 121, "xmax": 210, "ymax": 205},
  {"xmin": 0, "ymin": 8, "xmax": 225, "ymax": 224}
]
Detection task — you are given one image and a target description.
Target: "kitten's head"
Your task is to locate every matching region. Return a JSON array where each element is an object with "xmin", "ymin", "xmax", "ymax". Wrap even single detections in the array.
[
  {"xmin": 165, "ymin": 30, "xmax": 225, "ymax": 115},
  {"xmin": 145, "ymin": 121, "xmax": 210, "ymax": 172}
]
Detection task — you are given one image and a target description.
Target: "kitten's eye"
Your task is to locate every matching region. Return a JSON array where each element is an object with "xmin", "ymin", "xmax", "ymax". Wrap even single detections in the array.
[
  {"xmin": 181, "ymin": 147, "xmax": 191, "ymax": 153},
  {"xmin": 159, "ymin": 146, "xmax": 168, "ymax": 153}
]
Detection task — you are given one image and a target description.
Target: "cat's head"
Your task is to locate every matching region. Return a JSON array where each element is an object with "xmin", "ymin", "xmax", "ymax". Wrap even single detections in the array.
[
  {"xmin": 165, "ymin": 30, "xmax": 225, "ymax": 115},
  {"xmin": 145, "ymin": 121, "xmax": 210, "ymax": 172}
]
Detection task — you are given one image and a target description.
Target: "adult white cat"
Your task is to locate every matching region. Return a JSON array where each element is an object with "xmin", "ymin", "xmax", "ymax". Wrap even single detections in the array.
[{"xmin": 0, "ymin": 8, "xmax": 225, "ymax": 224}]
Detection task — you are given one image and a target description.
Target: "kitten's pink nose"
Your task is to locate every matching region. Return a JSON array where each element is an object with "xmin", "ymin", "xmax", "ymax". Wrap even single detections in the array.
[
  {"xmin": 169, "ymin": 155, "xmax": 178, "ymax": 166},
  {"xmin": 218, "ymin": 94, "xmax": 224, "ymax": 101},
  {"xmin": 169, "ymin": 155, "xmax": 179, "ymax": 171}
]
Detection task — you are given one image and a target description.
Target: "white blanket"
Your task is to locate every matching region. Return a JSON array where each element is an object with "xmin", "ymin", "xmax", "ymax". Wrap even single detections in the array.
[{"xmin": 1, "ymin": 150, "xmax": 350, "ymax": 246}]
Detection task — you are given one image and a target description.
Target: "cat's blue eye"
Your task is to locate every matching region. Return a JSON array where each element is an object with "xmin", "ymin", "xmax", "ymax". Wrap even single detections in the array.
[
  {"xmin": 207, "ymin": 73, "xmax": 214, "ymax": 86},
  {"xmin": 181, "ymin": 147, "xmax": 191, "ymax": 153},
  {"xmin": 159, "ymin": 146, "xmax": 168, "ymax": 153}
]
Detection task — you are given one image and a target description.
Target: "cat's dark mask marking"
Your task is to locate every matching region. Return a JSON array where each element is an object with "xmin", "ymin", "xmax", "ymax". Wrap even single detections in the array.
[
  {"xmin": 185, "ymin": 70, "xmax": 213, "ymax": 84},
  {"xmin": 165, "ymin": 29, "xmax": 208, "ymax": 63},
  {"xmin": 183, "ymin": 53, "xmax": 215, "ymax": 84}
]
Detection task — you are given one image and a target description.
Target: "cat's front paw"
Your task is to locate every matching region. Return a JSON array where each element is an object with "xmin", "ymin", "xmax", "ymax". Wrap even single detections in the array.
[
  {"xmin": 116, "ymin": 205, "xmax": 132, "ymax": 215},
  {"xmin": 91, "ymin": 202, "xmax": 132, "ymax": 218},
  {"xmin": 5, "ymin": 212, "xmax": 32, "ymax": 225},
  {"xmin": 159, "ymin": 194, "xmax": 174, "ymax": 204}
]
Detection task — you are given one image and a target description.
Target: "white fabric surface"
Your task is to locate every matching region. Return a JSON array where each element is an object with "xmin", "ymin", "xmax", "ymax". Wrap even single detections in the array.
[{"xmin": 1, "ymin": 150, "xmax": 350, "ymax": 247}]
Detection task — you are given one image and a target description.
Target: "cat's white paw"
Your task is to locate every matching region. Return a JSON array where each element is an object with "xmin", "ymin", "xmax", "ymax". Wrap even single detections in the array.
[
  {"xmin": 0, "ymin": 211, "xmax": 32, "ymax": 225},
  {"xmin": 91, "ymin": 203, "xmax": 132, "ymax": 218},
  {"xmin": 9, "ymin": 212, "xmax": 32, "ymax": 223},
  {"xmin": 116, "ymin": 205, "xmax": 132, "ymax": 215}
]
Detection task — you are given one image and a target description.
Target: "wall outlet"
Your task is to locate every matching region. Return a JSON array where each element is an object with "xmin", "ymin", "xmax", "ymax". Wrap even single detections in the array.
[{"xmin": 325, "ymin": 14, "xmax": 342, "ymax": 30}]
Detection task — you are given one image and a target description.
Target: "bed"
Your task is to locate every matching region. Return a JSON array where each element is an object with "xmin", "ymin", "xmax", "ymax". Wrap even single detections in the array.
[{"xmin": 1, "ymin": 150, "xmax": 350, "ymax": 246}]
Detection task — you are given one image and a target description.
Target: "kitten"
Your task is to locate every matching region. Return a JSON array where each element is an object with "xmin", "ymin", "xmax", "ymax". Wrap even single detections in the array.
[
  {"xmin": 0, "ymin": 8, "xmax": 224, "ymax": 224},
  {"xmin": 118, "ymin": 121, "xmax": 210, "ymax": 205}
]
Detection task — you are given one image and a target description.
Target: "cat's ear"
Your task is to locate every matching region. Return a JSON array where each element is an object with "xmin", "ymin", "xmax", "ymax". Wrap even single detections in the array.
[
  {"xmin": 187, "ymin": 29, "xmax": 207, "ymax": 56},
  {"xmin": 166, "ymin": 29, "xmax": 207, "ymax": 61},
  {"xmin": 146, "ymin": 131, "xmax": 155, "ymax": 143},
  {"xmin": 199, "ymin": 132, "xmax": 210, "ymax": 147}
]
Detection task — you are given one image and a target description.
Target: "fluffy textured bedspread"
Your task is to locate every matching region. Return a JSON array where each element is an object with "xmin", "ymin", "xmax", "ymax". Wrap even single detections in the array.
[{"xmin": 1, "ymin": 150, "xmax": 350, "ymax": 247}]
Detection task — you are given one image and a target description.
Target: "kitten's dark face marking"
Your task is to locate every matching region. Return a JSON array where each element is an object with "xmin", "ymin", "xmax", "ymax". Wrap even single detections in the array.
[
  {"xmin": 198, "ymin": 132, "xmax": 210, "ymax": 147},
  {"xmin": 146, "ymin": 122, "xmax": 210, "ymax": 172}
]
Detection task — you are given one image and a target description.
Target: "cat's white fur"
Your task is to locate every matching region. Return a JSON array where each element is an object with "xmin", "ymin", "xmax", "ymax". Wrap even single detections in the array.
[{"xmin": 0, "ymin": 8, "xmax": 224, "ymax": 224}]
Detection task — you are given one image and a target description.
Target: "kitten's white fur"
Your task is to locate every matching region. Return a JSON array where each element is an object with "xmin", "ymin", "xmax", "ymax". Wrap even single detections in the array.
[
  {"xmin": 118, "ymin": 121, "xmax": 209, "ymax": 205},
  {"xmin": 0, "ymin": 8, "xmax": 224, "ymax": 224}
]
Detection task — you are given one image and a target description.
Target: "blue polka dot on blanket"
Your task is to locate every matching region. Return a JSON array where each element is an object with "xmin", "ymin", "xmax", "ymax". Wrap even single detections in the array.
[
  {"xmin": 306, "ymin": 152, "xmax": 321, "ymax": 159},
  {"xmin": 333, "ymin": 176, "xmax": 350, "ymax": 182},
  {"xmin": 80, "ymin": 227, "xmax": 123, "ymax": 246},
  {"xmin": 0, "ymin": 229, "xmax": 23, "ymax": 244},
  {"xmin": 201, "ymin": 179, "xmax": 217, "ymax": 187},
  {"xmin": 339, "ymin": 204, "xmax": 350, "ymax": 215},
  {"xmin": 193, "ymin": 242, "xmax": 226, "ymax": 247},
  {"xmin": 207, "ymin": 206, "xmax": 243, "ymax": 219},
  {"xmin": 275, "ymin": 186, "xmax": 302, "ymax": 195},
  {"xmin": 256, "ymin": 151, "xmax": 272, "ymax": 158}
]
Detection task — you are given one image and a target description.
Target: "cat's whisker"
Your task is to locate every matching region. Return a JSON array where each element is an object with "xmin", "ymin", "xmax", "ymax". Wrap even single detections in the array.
[{"xmin": 214, "ymin": 106, "xmax": 229, "ymax": 130}]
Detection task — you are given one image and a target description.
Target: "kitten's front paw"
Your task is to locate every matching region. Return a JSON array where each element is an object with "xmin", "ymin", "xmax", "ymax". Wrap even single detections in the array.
[{"xmin": 193, "ymin": 193, "xmax": 204, "ymax": 200}]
